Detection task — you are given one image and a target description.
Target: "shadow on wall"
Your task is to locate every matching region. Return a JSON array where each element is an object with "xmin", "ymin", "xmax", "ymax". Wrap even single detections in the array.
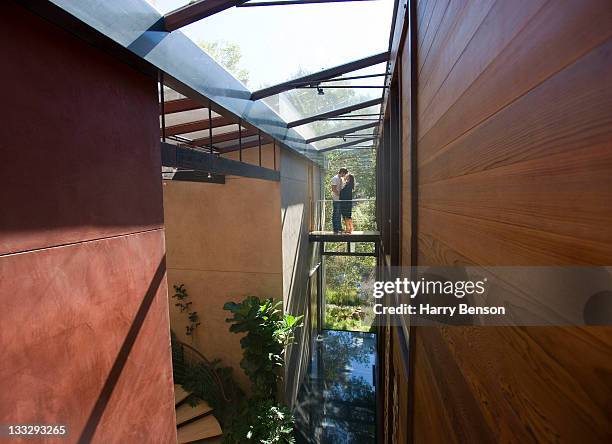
[
  {"xmin": 79, "ymin": 256, "xmax": 167, "ymax": 442},
  {"xmin": 1, "ymin": 1, "xmax": 163, "ymax": 257},
  {"xmin": 162, "ymin": 177, "xmax": 283, "ymax": 392},
  {"xmin": 280, "ymin": 153, "xmax": 320, "ymax": 407},
  {"xmin": 1, "ymin": 4, "xmax": 175, "ymax": 443},
  {"xmin": 283, "ymin": 205, "xmax": 309, "ymax": 406}
]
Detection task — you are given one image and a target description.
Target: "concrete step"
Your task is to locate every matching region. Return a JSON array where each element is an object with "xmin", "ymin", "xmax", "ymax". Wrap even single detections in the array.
[
  {"xmin": 177, "ymin": 415, "xmax": 223, "ymax": 443},
  {"xmin": 175, "ymin": 401, "xmax": 213, "ymax": 426},
  {"xmin": 191, "ymin": 438, "xmax": 222, "ymax": 444},
  {"xmin": 174, "ymin": 384, "xmax": 191, "ymax": 405}
]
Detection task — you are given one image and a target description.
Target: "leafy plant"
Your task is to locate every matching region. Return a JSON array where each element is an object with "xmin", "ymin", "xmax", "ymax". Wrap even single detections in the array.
[
  {"xmin": 172, "ymin": 284, "xmax": 201, "ymax": 338},
  {"xmin": 323, "ymin": 255, "xmax": 376, "ymax": 332},
  {"xmin": 222, "ymin": 296, "xmax": 302, "ymax": 443},
  {"xmin": 223, "ymin": 296, "xmax": 303, "ymax": 401},
  {"xmin": 171, "ymin": 292, "xmax": 303, "ymax": 442},
  {"xmin": 171, "ymin": 330, "xmax": 243, "ymax": 427},
  {"xmin": 223, "ymin": 399, "xmax": 295, "ymax": 444},
  {"xmin": 324, "ymin": 305, "xmax": 374, "ymax": 332}
]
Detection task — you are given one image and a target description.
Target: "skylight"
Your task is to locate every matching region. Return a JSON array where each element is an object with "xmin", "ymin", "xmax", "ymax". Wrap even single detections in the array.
[
  {"xmin": 146, "ymin": 0, "xmax": 394, "ymax": 151},
  {"xmin": 146, "ymin": 0, "xmax": 394, "ymax": 89}
]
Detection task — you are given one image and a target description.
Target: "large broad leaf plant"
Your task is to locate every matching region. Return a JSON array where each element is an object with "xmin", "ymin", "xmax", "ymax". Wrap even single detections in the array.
[
  {"xmin": 223, "ymin": 296, "xmax": 302, "ymax": 443},
  {"xmin": 223, "ymin": 296, "xmax": 302, "ymax": 401}
]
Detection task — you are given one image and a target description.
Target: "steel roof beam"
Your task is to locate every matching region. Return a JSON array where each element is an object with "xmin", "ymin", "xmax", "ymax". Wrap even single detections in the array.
[
  {"xmin": 239, "ymin": 0, "xmax": 376, "ymax": 6},
  {"xmin": 319, "ymin": 137, "xmax": 377, "ymax": 152},
  {"xmin": 160, "ymin": 98, "xmax": 205, "ymax": 114},
  {"xmin": 219, "ymin": 137, "xmax": 273, "ymax": 153},
  {"xmin": 250, "ymin": 52, "xmax": 389, "ymax": 101},
  {"xmin": 164, "ymin": 115, "xmax": 235, "ymax": 137},
  {"xmin": 164, "ymin": 0, "xmax": 376, "ymax": 32},
  {"xmin": 305, "ymin": 121, "xmax": 379, "ymax": 143},
  {"xmin": 164, "ymin": 0, "xmax": 248, "ymax": 32},
  {"xmin": 191, "ymin": 128, "xmax": 258, "ymax": 146},
  {"xmin": 31, "ymin": 0, "xmax": 323, "ymax": 161},
  {"xmin": 162, "ymin": 142, "xmax": 279, "ymax": 181},
  {"xmin": 286, "ymin": 97, "xmax": 382, "ymax": 128}
]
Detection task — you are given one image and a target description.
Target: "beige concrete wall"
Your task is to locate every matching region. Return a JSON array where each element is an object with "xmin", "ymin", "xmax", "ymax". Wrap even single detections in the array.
[
  {"xmin": 164, "ymin": 144, "xmax": 321, "ymax": 401},
  {"xmin": 163, "ymin": 175, "xmax": 283, "ymax": 391}
]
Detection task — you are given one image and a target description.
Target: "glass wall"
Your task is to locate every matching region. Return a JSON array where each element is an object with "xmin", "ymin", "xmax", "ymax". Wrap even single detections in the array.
[{"xmin": 323, "ymin": 254, "xmax": 376, "ymax": 332}]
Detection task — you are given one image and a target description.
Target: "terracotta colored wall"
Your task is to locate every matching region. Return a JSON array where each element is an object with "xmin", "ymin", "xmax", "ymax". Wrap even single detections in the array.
[
  {"xmin": 163, "ymin": 168, "xmax": 283, "ymax": 391},
  {"xmin": 0, "ymin": 3, "xmax": 175, "ymax": 443},
  {"xmin": 395, "ymin": 0, "xmax": 612, "ymax": 442}
]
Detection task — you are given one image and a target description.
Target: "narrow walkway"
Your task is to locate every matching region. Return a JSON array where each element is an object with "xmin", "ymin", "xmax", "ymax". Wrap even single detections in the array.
[{"xmin": 295, "ymin": 330, "xmax": 377, "ymax": 443}]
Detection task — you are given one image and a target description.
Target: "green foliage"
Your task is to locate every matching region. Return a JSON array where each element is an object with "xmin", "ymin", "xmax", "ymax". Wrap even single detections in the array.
[
  {"xmin": 320, "ymin": 116, "xmax": 377, "ymax": 347},
  {"xmin": 223, "ymin": 296, "xmax": 302, "ymax": 443},
  {"xmin": 178, "ymin": 349, "xmax": 237, "ymax": 402},
  {"xmin": 172, "ymin": 290, "xmax": 302, "ymax": 441},
  {"xmin": 272, "ymin": 68, "xmax": 378, "ymax": 230},
  {"xmin": 170, "ymin": 330, "xmax": 244, "ymax": 427},
  {"xmin": 282, "ymin": 68, "xmax": 359, "ymax": 137},
  {"xmin": 324, "ymin": 305, "xmax": 374, "ymax": 332},
  {"xmin": 283, "ymin": 68, "xmax": 377, "ymax": 232},
  {"xmin": 199, "ymin": 40, "xmax": 249, "ymax": 85},
  {"xmin": 325, "ymin": 149, "xmax": 376, "ymax": 202},
  {"xmin": 323, "ymin": 255, "xmax": 376, "ymax": 332},
  {"xmin": 172, "ymin": 284, "xmax": 201, "ymax": 338},
  {"xmin": 223, "ymin": 399, "xmax": 295, "ymax": 444},
  {"xmin": 223, "ymin": 296, "xmax": 303, "ymax": 401},
  {"xmin": 326, "ymin": 255, "xmax": 375, "ymax": 287},
  {"xmin": 326, "ymin": 286, "xmax": 359, "ymax": 307}
]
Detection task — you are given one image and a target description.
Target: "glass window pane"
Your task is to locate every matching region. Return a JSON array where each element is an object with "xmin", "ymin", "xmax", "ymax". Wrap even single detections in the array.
[
  {"xmin": 149, "ymin": 0, "xmax": 393, "ymax": 152},
  {"xmin": 145, "ymin": 0, "xmax": 193, "ymax": 15},
  {"xmin": 177, "ymin": 1, "xmax": 394, "ymax": 90},
  {"xmin": 324, "ymin": 255, "xmax": 376, "ymax": 332}
]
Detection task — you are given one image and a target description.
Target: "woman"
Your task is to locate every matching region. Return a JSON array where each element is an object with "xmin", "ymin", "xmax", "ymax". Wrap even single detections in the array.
[{"xmin": 339, "ymin": 174, "xmax": 355, "ymax": 233}]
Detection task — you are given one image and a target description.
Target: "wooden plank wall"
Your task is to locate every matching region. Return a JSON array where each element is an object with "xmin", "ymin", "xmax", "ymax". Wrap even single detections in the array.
[{"xmin": 399, "ymin": 0, "xmax": 612, "ymax": 442}]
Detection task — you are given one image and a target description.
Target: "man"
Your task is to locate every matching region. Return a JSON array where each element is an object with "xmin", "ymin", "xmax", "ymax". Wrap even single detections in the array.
[{"xmin": 331, "ymin": 167, "xmax": 348, "ymax": 233}]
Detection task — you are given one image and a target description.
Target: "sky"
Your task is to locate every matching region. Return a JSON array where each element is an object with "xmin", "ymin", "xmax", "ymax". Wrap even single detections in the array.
[{"xmin": 146, "ymin": 0, "xmax": 395, "ymax": 89}]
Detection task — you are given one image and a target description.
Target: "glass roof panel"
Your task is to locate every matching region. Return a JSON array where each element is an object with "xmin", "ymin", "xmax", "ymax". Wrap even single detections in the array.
[
  {"xmin": 177, "ymin": 1, "xmax": 394, "ymax": 89},
  {"xmin": 266, "ymin": 61, "xmax": 387, "ymax": 141},
  {"xmin": 147, "ymin": 0, "xmax": 393, "ymax": 151},
  {"xmin": 313, "ymin": 126, "xmax": 378, "ymax": 150},
  {"xmin": 145, "ymin": 0, "xmax": 192, "ymax": 15},
  {"xmin": 296, "ymin": 103, "xmax": 381, "ymax": 139}
]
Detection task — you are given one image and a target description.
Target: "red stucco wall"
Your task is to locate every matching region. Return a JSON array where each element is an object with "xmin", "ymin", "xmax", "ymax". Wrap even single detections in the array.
[{"xmin": 0, "ymin": 3, "xmax": 176, "ymax": 443}]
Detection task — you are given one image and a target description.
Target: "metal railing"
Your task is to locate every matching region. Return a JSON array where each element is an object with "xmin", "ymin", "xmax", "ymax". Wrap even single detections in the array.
[{"xmin": 316, "ymin": 198, "xmax": 376, "ymax": 232}]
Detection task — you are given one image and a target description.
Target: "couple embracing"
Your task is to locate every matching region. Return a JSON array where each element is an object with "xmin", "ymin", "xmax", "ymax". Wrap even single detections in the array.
[{"xmin": 330, "ymin": 167, "xmax": 356, "ymax": 234}]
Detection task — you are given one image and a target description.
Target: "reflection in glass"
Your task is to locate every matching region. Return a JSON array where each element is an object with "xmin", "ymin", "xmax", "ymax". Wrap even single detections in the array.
[{"xmin": 295, "ymin": 330, "xmax": 376, "ymax": 443}]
